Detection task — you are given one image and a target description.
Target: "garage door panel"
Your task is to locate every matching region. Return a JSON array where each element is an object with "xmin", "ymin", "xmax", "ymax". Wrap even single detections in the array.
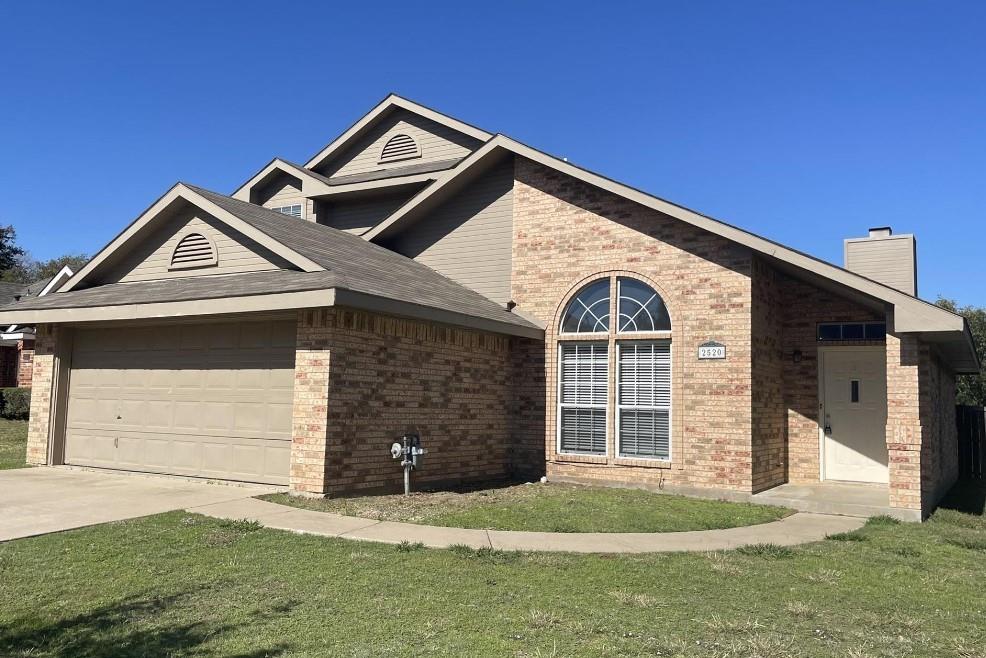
[{"xmin": 65, "ymin": 320, "xmax": 295, "ymax": 485}]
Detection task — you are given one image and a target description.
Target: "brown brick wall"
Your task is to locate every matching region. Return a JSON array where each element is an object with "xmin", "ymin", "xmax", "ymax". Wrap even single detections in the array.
[
  {"xmin": 17, "ymin": 339, "xmax": 35, "ymax": 388},
  {"xmin": 508, "ymin": 336, "xmax": 547, "ymax": 479},
  {"xmin": 887, "ymin": 333, "xmax": 923, "ymax": 511},
  {"xmin": 290, "ymin": 309, "xmax": 334, "ymax": 494},
  {"xmin": 751, "ymin": 257, "xmax": 786, "ymax": 491},
  {"xmin": 25, "ymin": 326, "xmax": 57, "ymax": 465},
  {"xmin": 917, "ymin": 348, "xmax": 958, "ymax": 512},
  {"xmin": 290, "ymin": 307, "xmax": 520, "ymax": 495},
  {"xmin": 512, "ymin": 157, "xmax": 755, "ymax": 491}
]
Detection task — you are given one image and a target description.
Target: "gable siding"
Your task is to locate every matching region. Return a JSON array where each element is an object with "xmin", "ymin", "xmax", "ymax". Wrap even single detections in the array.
[
  {"xmin": 386, "ymin": 159, "xmax": 514, "ymax": 304},
  {"xmin": 255, "ymin": 173, "xmax": 307, "ymax": 218},
  {"xmin": 318, "ymin": 193, "xmax": 415, "ymax": 235},
  {"xmin": 97, "ymin": 207, "xmax": 292, "ymax": 284},
  {"xmin": 316, "ymin": 109, "xmax": 482, "ymax": 179}
]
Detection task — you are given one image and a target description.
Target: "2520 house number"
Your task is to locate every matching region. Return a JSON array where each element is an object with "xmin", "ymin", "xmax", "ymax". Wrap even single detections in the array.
[{"xmin": 697, "ymin": 341, "xmax": 726, "ymax": 360}]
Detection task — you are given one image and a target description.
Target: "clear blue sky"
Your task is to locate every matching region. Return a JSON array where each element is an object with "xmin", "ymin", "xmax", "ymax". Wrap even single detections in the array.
[{"xmin": 1, "ymin": 1, "xmax": 983, "ymax": 304}]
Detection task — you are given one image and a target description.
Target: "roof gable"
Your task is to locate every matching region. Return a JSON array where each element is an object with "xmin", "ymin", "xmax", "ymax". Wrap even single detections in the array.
[
  {"xmin": 304, "ymin": 94, "xmax": 492, "ymax": 173},
  {"xmin": 91, "ymin": 203, "xmax": 294, "ymax": 286},
  {"xmin": 62, "ymin": 184, "xmax": 324, "ymax": 292}
]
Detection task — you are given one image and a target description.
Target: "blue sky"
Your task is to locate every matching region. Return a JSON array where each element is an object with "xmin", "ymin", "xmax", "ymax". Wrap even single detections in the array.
[{"xmin": 1, "ymin": 1, "xmax": 983, "ymax": 304}]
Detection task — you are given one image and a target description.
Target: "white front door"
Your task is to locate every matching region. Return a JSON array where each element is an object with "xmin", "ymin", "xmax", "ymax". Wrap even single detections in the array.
[{"xmin": 820, "ymin": 347, "xmax": 889, "ymax": 483}]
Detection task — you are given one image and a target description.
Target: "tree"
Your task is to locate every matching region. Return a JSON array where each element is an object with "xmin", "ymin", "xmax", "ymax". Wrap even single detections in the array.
[
  {"xmin": 0, "ymin": 225, "xmax": 26, "ymax": 279},
  {"xmin": 21, "ymin": 253, "xmax": 90, "ymax": 281},
  {"xmin": 936, "ymin": 297, "xmax": 986, "ymax": 406}
]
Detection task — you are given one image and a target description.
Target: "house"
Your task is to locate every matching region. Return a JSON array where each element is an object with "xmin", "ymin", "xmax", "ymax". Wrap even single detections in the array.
[
  {"xmin": 0, "ymin": 95, "xmax": 976, "ymax": 521},
  {"xmin": 0, "ymin": 266, "xmax": 74, "ymax": 388}
]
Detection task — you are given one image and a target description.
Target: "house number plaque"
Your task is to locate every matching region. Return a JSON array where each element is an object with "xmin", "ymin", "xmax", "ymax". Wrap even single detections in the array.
[{"xmin": 698, "ymin": 341, "xmax": 726, "ymax": 360}]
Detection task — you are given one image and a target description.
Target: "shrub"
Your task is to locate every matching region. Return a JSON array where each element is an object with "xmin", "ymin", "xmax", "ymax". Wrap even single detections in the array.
[{"xmin": 0, "ymin": 388, "xmax": 30, "ymax": 419}]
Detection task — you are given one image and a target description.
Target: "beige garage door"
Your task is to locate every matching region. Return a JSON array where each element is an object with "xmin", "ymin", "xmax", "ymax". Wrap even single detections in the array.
[{"xmin": 64, "ymin": 320, "xmax": 296, "ymax": 485}]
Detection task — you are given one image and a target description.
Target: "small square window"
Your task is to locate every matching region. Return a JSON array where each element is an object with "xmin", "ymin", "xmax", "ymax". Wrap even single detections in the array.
[{"xmin": 817, "ymin": 324, "xmax": 842, "ymax": 341}]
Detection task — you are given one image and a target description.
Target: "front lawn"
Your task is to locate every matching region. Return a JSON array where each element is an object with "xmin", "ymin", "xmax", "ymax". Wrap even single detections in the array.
[
  {"xmin": 0, "ymin": 419, "xmax": 28, "ymax": 470},
  {"xmin": 1, "ymin": 482, "xmax": 985, "ymax": 657},
  {"xmin": 262, "ymin": 482, "xmax": 792, "ymax": 532}
]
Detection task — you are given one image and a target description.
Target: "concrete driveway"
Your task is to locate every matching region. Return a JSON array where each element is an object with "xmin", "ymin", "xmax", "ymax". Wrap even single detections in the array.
[{"xmin": 0, "ymin": 467, "xmax": 280, "ymax": 542}]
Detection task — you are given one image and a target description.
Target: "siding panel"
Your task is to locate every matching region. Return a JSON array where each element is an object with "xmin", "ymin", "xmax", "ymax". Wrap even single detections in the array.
[
  {"xmin": 844, "ymin": 236, "xmax": 916, "ymax": 295},
  {"xmin": 318, "ymin": 192, "xmax": 416, "ymax": 235},
  {"xmin": 387, "ymin": 159, "xmax": 513, "ymax": 304}
]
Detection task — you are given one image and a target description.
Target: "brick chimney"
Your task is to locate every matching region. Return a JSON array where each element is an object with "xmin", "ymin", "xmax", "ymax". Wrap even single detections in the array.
[{"xmin": 844, "ymin": 227, "xmax": 917, "ymax": 296}]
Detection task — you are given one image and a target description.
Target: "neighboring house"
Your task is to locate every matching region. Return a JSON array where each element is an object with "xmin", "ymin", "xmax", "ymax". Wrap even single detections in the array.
[
  {"xmin": 0, "ymin": 266, "xmax": 74, "ymax": 388},
  {"xmin": 0, "ymin": 95, "xmax": 977, "ymax": 520}
]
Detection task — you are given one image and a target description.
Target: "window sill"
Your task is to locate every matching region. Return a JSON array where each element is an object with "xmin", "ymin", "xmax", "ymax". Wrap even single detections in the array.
[
  {"xmin": 614, "ymin": 457, "xmax": 672, "ymax": 469},
  {"xmin": 552, "ymin": 453, "xmax": 609, "ymax": 465}
]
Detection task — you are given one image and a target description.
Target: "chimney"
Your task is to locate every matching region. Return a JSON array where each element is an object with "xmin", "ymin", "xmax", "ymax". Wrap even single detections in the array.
[{"xmin": 843, "ymin": 226, "xmax": 917, "ymax": 296}]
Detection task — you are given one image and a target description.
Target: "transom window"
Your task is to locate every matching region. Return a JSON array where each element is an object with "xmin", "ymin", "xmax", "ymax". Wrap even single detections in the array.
[
  {"xmin": 817, "ymin": 322, "xmax": 886, "ymax": 342},
  {"xmin": 557, "ymin": 276, "xmax": 672, "ymax": 460}
]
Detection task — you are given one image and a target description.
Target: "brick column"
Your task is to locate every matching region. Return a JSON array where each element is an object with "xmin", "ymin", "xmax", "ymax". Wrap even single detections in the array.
[
  {"xmin": 886, "ymin": 333, "xmax": 922, "ymax": 514},
  {"xmin": 26, "ymin": 325, "xmax": 58, "ymax": 465},
  {"xmin": 289, "ymin": 308, "xmax": 334, "ymax": 495}
]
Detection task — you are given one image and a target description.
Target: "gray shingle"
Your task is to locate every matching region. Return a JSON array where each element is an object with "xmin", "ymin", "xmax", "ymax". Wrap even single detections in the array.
[{"xmin": 0, "ymin": 185, "xmax": 539, "ymax": 334}]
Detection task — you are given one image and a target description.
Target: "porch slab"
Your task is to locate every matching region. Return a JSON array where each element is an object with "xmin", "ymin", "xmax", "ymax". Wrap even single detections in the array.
[{"xmin": 751, "ymin": 482, "xmax": 918, "ymax": 521}]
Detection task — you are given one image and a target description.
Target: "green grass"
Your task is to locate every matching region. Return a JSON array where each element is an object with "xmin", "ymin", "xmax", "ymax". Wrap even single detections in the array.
[
  {"xmin": 261, "ymin": 482, "xmax": 793, "ymax": 532},
  {"xmin": 1, "ymin": 482, "xmax": 985, "ymax": 657},
  {"xmin": 0, "ymin": 419, "xmax": 28, "ymax": 470}
]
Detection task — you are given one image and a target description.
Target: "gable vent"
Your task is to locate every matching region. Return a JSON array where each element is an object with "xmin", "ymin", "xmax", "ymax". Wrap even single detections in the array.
[
  {"xmin": 379, "ymin": 133, "xmax": 420, "ymax": 163},
  {"xmin": 170, "ymin": 232, "xmax": 217, "ymax": 270}
]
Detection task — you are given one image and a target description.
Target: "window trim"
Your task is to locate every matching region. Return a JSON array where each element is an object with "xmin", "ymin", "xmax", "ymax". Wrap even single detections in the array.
[
  {"xmin": 556, "ymin": 340, "xmax": 610, "ymax": 457},
  {"xmin": 616, "ymin": 340, "xmax": 673, "ymax": 461}
]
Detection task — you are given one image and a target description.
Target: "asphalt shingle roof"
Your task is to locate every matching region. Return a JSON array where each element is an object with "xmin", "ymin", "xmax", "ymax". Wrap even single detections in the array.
[{"xmin": 0, "ymin": 186, "xmax": 539, "ymax": 334}]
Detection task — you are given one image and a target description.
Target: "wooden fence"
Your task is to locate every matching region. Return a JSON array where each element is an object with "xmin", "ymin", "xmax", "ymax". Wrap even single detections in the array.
[{"xmin": 957, "ymin": 405, "xmax": 985, "ymax": 480}]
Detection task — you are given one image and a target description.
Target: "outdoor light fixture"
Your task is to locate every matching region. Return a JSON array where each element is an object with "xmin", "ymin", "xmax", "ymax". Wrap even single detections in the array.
[{"xmin": 792, "ymin": 350, "xmax": 802, "ymax": 363}]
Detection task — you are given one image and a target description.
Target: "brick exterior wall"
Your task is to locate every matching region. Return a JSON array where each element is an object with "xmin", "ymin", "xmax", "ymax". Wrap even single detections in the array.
[
  {"xmin": 886, "ymin": 334, "xmax": 960, "ymax": 515},
  {"xmin": 512, "ymin": 157, "xmax": 756, "ymax": 491},
  {"xmin": 290, "ymin": 307, "xmax": 526, "ymax": 495},
  {"xmin": 751, "ymin": 258, "xmax": 786, "ymax": 491},
  {"xmin": 25, "ymin": 326, "xmax": 57, "ymax": 465},
  {"xmin": 17, "ymin": 339, "xmax": 35, "ymax": 388}
]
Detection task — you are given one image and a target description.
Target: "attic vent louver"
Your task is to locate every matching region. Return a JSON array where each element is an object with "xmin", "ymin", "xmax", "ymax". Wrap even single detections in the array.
[
  {"xmin": 170, "ymin": 232, "xmax": 218, "ymax": 270},
  {"xmin": 379, "ymin": 133, "xmax": 421, "ymax": 163}
]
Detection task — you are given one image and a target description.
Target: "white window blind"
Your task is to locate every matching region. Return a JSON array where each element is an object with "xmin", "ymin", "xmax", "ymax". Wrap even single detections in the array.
[
  {"xmin": 558, "ymin": 342, "xmax": 608, "ymax": 455},
  {"xmin": 617, "ymin": 341, "xmax": 671, "ymax": 459}
]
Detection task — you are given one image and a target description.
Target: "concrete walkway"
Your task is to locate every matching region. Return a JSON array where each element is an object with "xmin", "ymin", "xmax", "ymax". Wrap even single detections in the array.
[
  {"xmin": 0, "ymin": 467, "xmax": 277, "ymax": 542},
  {"xmin": 192, "ymin": 497, "xmax": 866, "ymax": 553}
]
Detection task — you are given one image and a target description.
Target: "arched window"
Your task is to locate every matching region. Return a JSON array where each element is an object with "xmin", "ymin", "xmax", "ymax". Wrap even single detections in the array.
[
  {"xmin": 557, "ymin": 276, "xmax": 672, "ymax": 460},
  {"xmin": 170, "ymin": 232, "xmax": 217, "ymax": 270},
  {"xmin": 379, "ymin": 133, "xmax": 421, "ymax": 163}
]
